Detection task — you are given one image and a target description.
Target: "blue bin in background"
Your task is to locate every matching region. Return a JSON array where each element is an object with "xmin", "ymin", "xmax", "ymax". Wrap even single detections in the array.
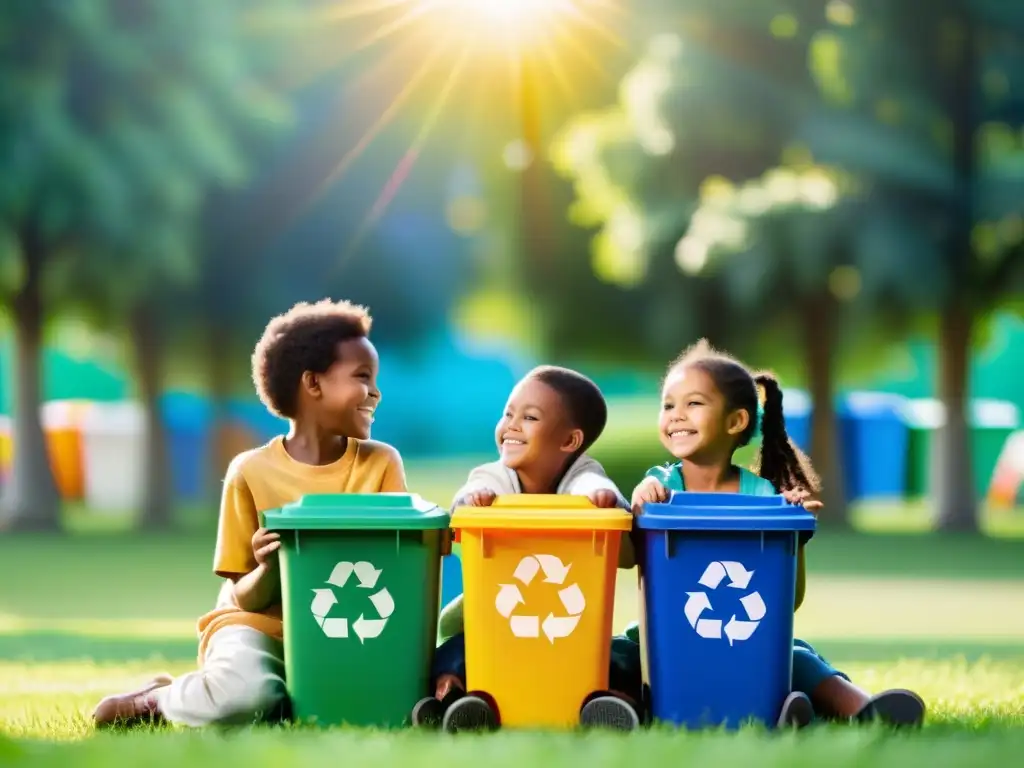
[
  {"xmin": 635, "ymin": 493, "xmax": 816, "ymax": 730},
  {"xmin": 780, "ymin": 389, "xmax": 811, "ymax": 454},
  {"xmin": 839, "ymin": 392, "xmax": 909, "ymax": 501},
  {"xmin": 160, "ymin": 392, "xmax": 212, "ymax": 501}
]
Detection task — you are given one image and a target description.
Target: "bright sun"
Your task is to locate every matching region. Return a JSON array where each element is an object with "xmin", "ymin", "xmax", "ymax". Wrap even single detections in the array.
[{"xmin": 422, "ymin": 0, "xmax": 581, "ymax": 46}]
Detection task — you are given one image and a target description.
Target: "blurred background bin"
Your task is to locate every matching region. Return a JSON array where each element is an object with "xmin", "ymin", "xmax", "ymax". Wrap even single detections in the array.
[
  {"xmin": 81, "ymin": 401, "xmax": 146, "ymax": 513},
  {"xmin": 42, "ymin": 400, "xmax": 90, "ymax": 501},
  {"xmin": 781, "ymin": 389, "xmax": 811, "ymax": 454},
  {"xmin": 970, "ymin": 399, "xmax": 1020, "ymax": 498},
  {"xmin": 160, "ymin": 392, "xmax": 212, "ymax": 502},
  {"xmin": 0, "ymin": 414, "xmax": 11, "ymax": 484},
  {"xmin": 902, "ymin": 398, "xmax": 1020, "ymax": 499},
  {"xmin": 839, "ymin": 392, "xmax": 909, "ymax": 502}
]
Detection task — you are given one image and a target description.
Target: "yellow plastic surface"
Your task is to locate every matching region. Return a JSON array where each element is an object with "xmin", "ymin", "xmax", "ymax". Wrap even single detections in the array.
[
  {"xmin": 451, "ymin": 494, "xmax": 633, "ymax": 531},
  {"xmin": 0, "ymin": 422, "xmax": 85, "ymax": 500},
  {"xmin": 454, "ymin": 494, "xmax": 630, "ymax": 728}
]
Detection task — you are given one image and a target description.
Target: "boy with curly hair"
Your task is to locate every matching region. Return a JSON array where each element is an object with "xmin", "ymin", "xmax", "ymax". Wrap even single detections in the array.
[{"xmin": 93, "ymin": 299, "xmax": 407, "ymax": 728}]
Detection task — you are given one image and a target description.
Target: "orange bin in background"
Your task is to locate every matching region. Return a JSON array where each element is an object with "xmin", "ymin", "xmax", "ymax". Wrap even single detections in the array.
[
  {"xmin": 450, "ymin": 495, "xmax": 632, "ymax": 729},
  {"xmin": 0, "ymin": 401, "xmax": 90, "ymax": 500}
]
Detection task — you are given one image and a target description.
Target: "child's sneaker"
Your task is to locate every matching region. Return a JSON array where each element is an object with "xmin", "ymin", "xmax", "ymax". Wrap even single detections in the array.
[
  {"xmin": 854, "ymin": 689, "xmax": 925, "ymax": 728},
  {"xmin": 92, "ymin": 674, "xmax": 173, "ymax": 728},
  {"xmin": 776, "ymin": 691, "xmax": 814, "ymax": 729},
  {"xmin": 579, "ymin": 692, "xmax": 641, "ymax": 731},
  {"xmin": 442, "ymin": 694, "xmax": 498, "ymax": 733},
  {"xmin": 411, "ymin": 697, "xmax": 446, "ymax": 728}
]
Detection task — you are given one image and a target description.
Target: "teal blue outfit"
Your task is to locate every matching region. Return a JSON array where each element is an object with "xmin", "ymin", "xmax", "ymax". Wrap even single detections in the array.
[{"xmin": 609, "ymin": 463, "xmax": 847, "ymax": 705}]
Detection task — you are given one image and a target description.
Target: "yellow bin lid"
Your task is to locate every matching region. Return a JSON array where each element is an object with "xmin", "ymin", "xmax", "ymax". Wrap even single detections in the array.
[{"xmin": 450, "ymin": 494, "xmax": 633, "ymax": 532}]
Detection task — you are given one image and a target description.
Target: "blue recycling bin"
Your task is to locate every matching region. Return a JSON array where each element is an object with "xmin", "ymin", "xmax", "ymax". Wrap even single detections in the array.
[
  {"xmin": 160, "ymin": 393, "xmax": 212, "ymax": 501},
  {"xmin": 839, "ymin": 392, "xmax": 909, "ymax": 501},
  {"xmin": 636, "ymin": 493, "xmax": 816, "ymax": 730},
  {"xmin": 780, "ymin": 389, "xmax": 811, "ymax": 454}
]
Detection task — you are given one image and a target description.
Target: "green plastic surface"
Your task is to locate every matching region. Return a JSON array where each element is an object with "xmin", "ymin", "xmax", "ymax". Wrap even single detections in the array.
[
  {"xmin": 271, "ymin": 493, "xmax": 448, "ymax": 727},
  {"xmin": 262, "ymin": 492, "xmax": 449, "ymax": 531}
]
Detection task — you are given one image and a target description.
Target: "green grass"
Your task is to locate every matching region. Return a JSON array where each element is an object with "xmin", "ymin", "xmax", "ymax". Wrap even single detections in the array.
[{"xmin": 2, "ymin": 480, "xmax": 1024, "ymax": 764}]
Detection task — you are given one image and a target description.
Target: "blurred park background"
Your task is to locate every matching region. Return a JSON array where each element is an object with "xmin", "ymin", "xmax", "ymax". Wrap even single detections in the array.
[
  {"xmin": 2, "ymin": 0, "xmax": 1024, "ymax": 744},
  {"xmin": 2, "ymin": 0, "xmax": 1024, "ymax": 536}
]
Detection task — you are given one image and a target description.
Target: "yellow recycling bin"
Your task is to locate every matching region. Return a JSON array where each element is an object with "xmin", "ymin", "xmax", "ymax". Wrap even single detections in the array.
[{"xmin": 451, "ymin": 494, "xmax": 632, "ymax": 729}]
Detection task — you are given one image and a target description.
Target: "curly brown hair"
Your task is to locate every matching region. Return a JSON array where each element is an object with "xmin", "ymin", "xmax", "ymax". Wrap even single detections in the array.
[
  {"xmin": 251, "ymin": 299, "xmax": 373, "ymax": 419},
  {"xmin": 668, "ymin": 339, "xmax": 821, "ymax": 494}
]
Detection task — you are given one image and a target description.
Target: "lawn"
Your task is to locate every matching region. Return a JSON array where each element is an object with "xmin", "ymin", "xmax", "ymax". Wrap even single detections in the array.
[{"xmin": 1, "ymin": 463, "xmax": 1023, "ymax": 765}]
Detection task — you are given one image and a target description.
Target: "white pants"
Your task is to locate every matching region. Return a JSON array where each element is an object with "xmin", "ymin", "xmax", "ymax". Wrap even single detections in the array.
[{"xmin": 155, "ymin": 624, "xmax": 287, "ymax": 728}]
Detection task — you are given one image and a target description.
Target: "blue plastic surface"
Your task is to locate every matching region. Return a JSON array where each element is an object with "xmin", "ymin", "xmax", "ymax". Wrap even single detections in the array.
[
  {"xmin": 637, "ymin": 492, "xmax": 816, "ymax": 730},
  {"xmin": 440, "ymin": 553, "xmax": 463, "ymax": 608},
  {"xmin": 637, "ymin": 492, "xmax": 817, "ymax": 534},
  {"xmin": 839, "ymin": 393, "xmax": 908, "ymax": 501},
  {"xmin": 160, "ymin": 393, "xmax": 212, "ymax": 501}
]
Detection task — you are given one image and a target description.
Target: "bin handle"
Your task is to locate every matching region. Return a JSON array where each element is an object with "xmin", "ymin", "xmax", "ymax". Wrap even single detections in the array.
[
  {"xmin": 441, "ymin": 528, "xmax": 453, "ymax": 557},
  {"xmin": 592, "ymin": 530, "xmax": 605, "ymax": 557}
]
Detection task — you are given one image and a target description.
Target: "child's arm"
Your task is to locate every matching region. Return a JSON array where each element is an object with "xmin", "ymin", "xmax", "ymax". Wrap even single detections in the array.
[
  {"xmin": 566, "ymin": 467, "xmax": 636, "ymax": 569},
  {"xmin": 379, "ymin": 444, "xmax": 408, "ymax": 492},
  {"xmin": 450, "ymin": 463, "xmax": 509, "ymax": 509},
  {"xmin": 214, "ymin": 469, "xmax": 280, "ymax": 613}
]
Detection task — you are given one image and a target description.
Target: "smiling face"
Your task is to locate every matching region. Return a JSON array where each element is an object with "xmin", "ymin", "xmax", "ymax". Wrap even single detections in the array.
[
  {"xmin": 494, "ymin": 376, "xmax": 583, "ymax": 474},
  {"xmin": 304, "ymin": 336, "xmax": 381, "ymax": 440},
  {"xmin": 659, "ymin": 364, "xmax": 750, "ymax": 462}
]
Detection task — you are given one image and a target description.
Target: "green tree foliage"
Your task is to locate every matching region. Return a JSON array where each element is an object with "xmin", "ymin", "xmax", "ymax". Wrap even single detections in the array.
[
  {"xmin": 551, "ymin": 3, "xmax": 875, "ymax": 523},
  {"xmin": 0, "ymin": 1, "xmax": 289, "ymax": 530},
  {"xmin": 803, "ymin": 0, "xmax": 1024, "ymax": 530}
]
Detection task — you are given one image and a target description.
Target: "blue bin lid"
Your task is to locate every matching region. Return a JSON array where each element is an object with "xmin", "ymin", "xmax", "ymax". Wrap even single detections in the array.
[{"xmin": 636, "ymin": 492, "xmax": 818, "ymax": 533}]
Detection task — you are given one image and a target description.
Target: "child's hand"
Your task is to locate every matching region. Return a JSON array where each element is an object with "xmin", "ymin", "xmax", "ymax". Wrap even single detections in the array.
[
  {"xmin": 631, "ymin": 476, "xmax": 669, "ymax": 514},
  {"xmin": 460, "ymin": 489, "xmax": 497, "ymax": 507},
  {"xmin": 782, "ymin": 488, "xmax": 823, "ymax": 514},
  {"xmin": 435, "ymin": 673, "xmax": 463, "ymax": 700},
  {"xmin": 252, "ymin": 528, "xmax": 281, "ymax": 569},
  {"xmin": 589, "ymin": 489, "xmax": 619, "ymax": 508}
]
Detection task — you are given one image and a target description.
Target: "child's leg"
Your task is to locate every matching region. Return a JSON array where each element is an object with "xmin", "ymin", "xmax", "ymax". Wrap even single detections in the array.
[
  {"xmin": 413, "ymin": 633, "xmax": 473, "ymax": 728},
  {"xmin": 793, "ymin": 639, "xmax": 924, "ymax": 726},
  {"xmin": 430, "ymin": 632, "xmax": 467, "ymax": 697},
  {"xmin": 579, "ymin": 634, "xmax": 642, "ymax": 730},
  {"xmin": 608, "ymin": 633, "xmax": 644, "ymax": 706},
  {"xmin": 95, "ymin": 625, "xmax": 287, "ymax": 728}
]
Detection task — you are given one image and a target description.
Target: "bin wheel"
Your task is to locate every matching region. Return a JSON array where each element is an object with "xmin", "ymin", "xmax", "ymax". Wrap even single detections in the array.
[
  {"xmin": 579, "ymin": 691, "xmax": 640, "ymax": 732},
  {"xmin": 442, "ymin": 692, "xmax": 499, "ymax": 733}
]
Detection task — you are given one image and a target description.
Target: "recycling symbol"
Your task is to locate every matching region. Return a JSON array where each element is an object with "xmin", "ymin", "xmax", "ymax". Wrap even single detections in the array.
[
  {"xmin": 310, "ymin": 560, "xmax": 394, "ymax": 643},
  {"xmin": 495, "ymin": 554, "xmax": 586, "ymax": 643},
  {"xmin": 684, "ymin": 560, "xmax": 766, "ymax": 646}
]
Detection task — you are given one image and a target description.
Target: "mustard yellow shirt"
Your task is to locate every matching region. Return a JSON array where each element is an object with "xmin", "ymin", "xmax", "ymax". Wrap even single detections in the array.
[{"xmin": 195, "ymin": 435, "xmax": 407, "ymax": 661}]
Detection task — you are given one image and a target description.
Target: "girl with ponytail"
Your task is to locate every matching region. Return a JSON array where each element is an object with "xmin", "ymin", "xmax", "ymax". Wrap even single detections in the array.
[{"xmin": 613, "ymin": 339, "xmax": 925, "ymax": 729}]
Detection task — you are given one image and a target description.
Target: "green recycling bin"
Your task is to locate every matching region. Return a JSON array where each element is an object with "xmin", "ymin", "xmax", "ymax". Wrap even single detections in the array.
[
  {"xmin": 902, "ymin": 398, "xmax": 1020, "ymax": 499},
  {"xmin": 263, "ymin": 493, "xmax": 450, "ymax": 728}
]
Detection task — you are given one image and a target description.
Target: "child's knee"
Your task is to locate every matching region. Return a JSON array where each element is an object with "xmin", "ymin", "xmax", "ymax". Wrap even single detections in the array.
[
  {"xmin": 430, "ymin": 632, "xmax": 466, "ymax": 685},
  {"xmin": 226, "ymin": 671, "xmax": 288, "ymax": 721}
]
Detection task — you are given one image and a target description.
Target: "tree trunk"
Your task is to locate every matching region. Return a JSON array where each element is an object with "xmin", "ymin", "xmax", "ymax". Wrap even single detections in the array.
[
  {"xmin": 131, "ymin": 307, "xmax": 174, "ymax": 530},
  {"xmin": 802, "ymin": 295, "xmax": 848, "ymax": 526},
  {"xmin": 933, "ymin": 12, "xmax": 979, "ymax": 533},
  {"xmin": 934, "ymin": 302, "xmax": 977, "ymax": 532},
  {"xmin": 0, "ymin": 233, "xmax": 61, "ymax": 531},
  {"xmin": 206, "ymin": 324, "xmax": 236, "ymax": 501}
]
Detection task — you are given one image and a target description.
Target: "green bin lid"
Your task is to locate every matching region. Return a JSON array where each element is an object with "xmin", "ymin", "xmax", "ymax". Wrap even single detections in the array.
[{"xmin": 262, "ymin": 493, "xmax": 450, "ymax": 531}]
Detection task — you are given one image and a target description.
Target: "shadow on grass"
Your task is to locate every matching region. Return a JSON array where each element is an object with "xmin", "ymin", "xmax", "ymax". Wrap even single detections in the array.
[
  {"xmin": 2, "ymin": 631, "xmax": 1021, "ymax": 666},
  {"xmin": 0, "ymin": 633, "xmax": 198, "ymax": 664},
  {"xmin": 810, "ymin": 638, "xmax": 1024, "ymax": 664}
]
